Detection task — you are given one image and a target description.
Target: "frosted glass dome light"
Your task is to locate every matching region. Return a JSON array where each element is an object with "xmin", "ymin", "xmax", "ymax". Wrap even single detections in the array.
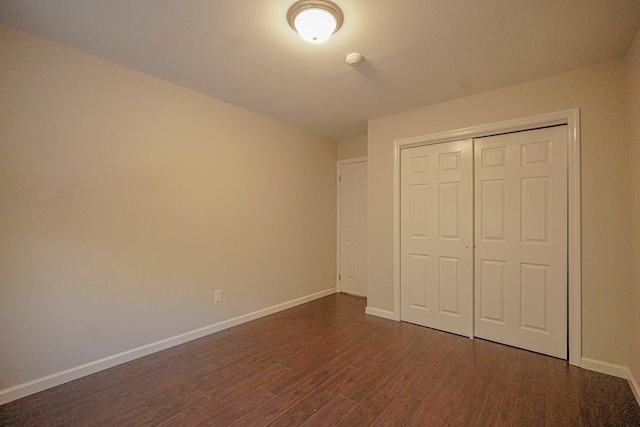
[
  {"xmin": 288, "ymin": 1, "xmax": 344, "ymax": 44},
  {"xmin": 294, "ymin": 9, "xmax": 336, "ymax": 43}
]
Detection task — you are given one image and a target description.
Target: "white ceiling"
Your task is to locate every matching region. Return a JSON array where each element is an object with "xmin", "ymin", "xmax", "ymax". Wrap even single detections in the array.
[{"xmin": 1, "ymin": 1, "xmax": 640, "ymax": 140}]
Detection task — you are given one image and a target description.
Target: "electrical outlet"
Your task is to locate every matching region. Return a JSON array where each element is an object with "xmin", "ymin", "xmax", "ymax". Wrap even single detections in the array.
[{"xmin": 214, "ymin": 289, "xmax": 222, "ymax": 303}]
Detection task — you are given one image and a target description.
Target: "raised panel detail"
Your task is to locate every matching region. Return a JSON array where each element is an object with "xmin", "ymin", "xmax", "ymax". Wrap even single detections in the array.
[
  {"xmin": 439, "ymin": 257, "xmax": 460, "ymax": 316},
  {"xmin": 410, "ymin": 184, "xmax": 428, "ymax": 238},
  {"xmin": 480, "ymin": 260, "xmax": 506, "ymax": 323},
  {"xmin": 346, "ymin": 241, "xmax": 358, "ymax": 280},
  {"xmin": 439, "ymin": 182, "xmax": 459, "ymax": 239},
  {"xmin": 481, "ymin": 147, "xmax": 506, "ymax": 169},
  {"xmin": 440, "ymin": 152, "xmax": 460, "ymax": 172},
  {"xmin": 522, "ymin": 141, "xmax": 550, "ymax": 165},
  {"xmin": 481, "ymin": 179, "xmax": 506, "ymax": 242},
  {"xmin": 410, "ymin": 156, "xmax": 429, "ymax": 174},
  {"xmin": 520, "ymin": 263, "xmax": 549, "ymax": 332},
  {"xmin": 346, "ymin": 190, "xmax": 358, "ymax": 229},
  {"xmin": 410, "ymin": 254, "xmax": 429, "ymax": 309},
  {"xmin": 346, "ymin": 170, "xmax": 359, "ymax": 183},
  {"xmin": 521, "ymin": 177, "xmax": 549, "ymax": 243}
]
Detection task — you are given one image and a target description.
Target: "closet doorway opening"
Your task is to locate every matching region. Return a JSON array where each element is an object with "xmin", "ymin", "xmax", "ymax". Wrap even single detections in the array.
[{"xmin": 393, "ymin": 109, "xmax": 581, "ymax": 365}]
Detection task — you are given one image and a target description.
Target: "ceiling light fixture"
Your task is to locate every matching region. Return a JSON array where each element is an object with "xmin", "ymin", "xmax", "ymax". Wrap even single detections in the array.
[{"xmin": 287, "ymin": 0, "xmax": 344, "ymax": 44}]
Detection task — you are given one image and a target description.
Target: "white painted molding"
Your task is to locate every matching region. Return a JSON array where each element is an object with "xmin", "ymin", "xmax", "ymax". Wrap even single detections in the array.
[
  {"xmin": 365, "ymin": 306, "xmax": 400, "ymax": 321},
  {"xmin": 628, "ymin": 367, "xmax": 640, "ymax": 407},
  {"xmin": 394, "ymin": 109, "xmax": 579, "ymax": 148},
  {"xmin": 337, "ymin": 156, "xmax": 368, "ymax": 165},
  {"xmin": 580, "ymin": 357, "xmax": 628, "ymax": 379},
  {"xmin": 0, "ymin": 287, "xmax": 337, "ymax": 405},
  {"xmin": 392, "ymin": 109, "xmax": 581, "ymax": 364},
  {"xmin": 566, "ymin": 108, "xmax": 582, "ymax": 367},
  {"xmin": 392, "ymin": 141, "xmax": 401, "ymax": 318}
]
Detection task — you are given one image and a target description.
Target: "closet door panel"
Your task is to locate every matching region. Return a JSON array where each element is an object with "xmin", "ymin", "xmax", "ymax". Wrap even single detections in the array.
[
  {"xmin": 400, "ymin": 139, "xmax": 473, "ymax": 337},
  {"xmin": 474, "ymin": 126, "xmax": 568, "ymax": 359}
]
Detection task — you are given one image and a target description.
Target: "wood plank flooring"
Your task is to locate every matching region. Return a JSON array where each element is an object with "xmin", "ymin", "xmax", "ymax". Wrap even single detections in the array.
[{"xmin": 1, "ymin": 294, "xmax": 639, "ymax": 426}]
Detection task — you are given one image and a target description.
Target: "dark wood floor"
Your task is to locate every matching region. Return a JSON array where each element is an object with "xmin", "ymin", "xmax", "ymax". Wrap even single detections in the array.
[{"xmin": 2, "ymin": 294, "xmax": 639, "ymax": 426}]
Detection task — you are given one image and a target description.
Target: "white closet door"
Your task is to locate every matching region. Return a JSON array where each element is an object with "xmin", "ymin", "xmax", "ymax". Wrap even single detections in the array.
[
  {"xmin": 339, "ymin": 161, "xmax": 368, "ymax": 296},
  {"xmin": 400, "ymin": 139, "xmax": 473, "ymax": 337},
  {"xmin": 474, "ymin": 126, "xmax": 568, "ymax": 359}
]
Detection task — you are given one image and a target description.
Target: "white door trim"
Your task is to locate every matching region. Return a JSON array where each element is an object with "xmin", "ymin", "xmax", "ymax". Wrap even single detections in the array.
[
  {"xmin": 392, "ymin": 109, "xmax": 581, "ymax": 366},
  {"xmin": 337, "ymin": 157, "xmax": 368, "ymax": 292}
]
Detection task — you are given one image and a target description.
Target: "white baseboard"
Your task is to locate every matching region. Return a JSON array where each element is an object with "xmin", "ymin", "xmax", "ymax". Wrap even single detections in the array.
[
  {"xmin": 365, "ymin": 306, "xmax": 400, "ymax": 321},
  {"xmin": 628, "ymin": 367, "xmax": 640, "ymax": 407},
  {"xmin": 580, "ymin": 357, "xmax": 628, "ymax": 379},
  {"xmin": 0, "ymin": 287, "xmax": 336, "ymax": 406},
  {"xmin": 559, "ymin": 357, "xmax": 640, "ymax": 406}
]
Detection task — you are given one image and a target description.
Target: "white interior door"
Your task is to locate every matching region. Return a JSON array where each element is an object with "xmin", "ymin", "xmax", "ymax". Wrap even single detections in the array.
[
  {"xmin": 474, "ymin": 126, "xmax": 568, "ymax": 359},
  {"xmin": 339, "ymin": 161, "xmax": 368, "ymax": 296},
  {"xmin": 400, "ymin": 139, "xmax": 473, "ymax": 337}
]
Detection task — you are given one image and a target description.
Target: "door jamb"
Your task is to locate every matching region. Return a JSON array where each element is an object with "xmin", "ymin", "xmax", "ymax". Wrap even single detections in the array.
[
  {"xmin": 337, "ymin": 157, "xmax": 368, "ymax": 293},
  {"xmin": 392, "ymin": 109, "xmax": 581, "ymax": 366}
]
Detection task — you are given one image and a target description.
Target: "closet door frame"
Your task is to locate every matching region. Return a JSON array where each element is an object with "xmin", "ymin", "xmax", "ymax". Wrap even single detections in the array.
[{"xmin": 392, "ymin": 108, "xmax": 581, "ymax": 367}]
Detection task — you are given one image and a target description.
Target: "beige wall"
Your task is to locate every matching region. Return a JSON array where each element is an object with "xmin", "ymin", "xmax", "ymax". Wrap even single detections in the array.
[
  {"xmin": 628, "ymin": 28, "xmax": 640, "ymax": 388},
  {"xmin": 0, "ymin": 24, "xmax": 337, "ymax": 390},
  {"xmin": 337, "ymin": 135, "xmax": 367, "ymax": 160},
  {"xmin": 368, "ymin": 59, "xmax": 631, "ymax": 367}
]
